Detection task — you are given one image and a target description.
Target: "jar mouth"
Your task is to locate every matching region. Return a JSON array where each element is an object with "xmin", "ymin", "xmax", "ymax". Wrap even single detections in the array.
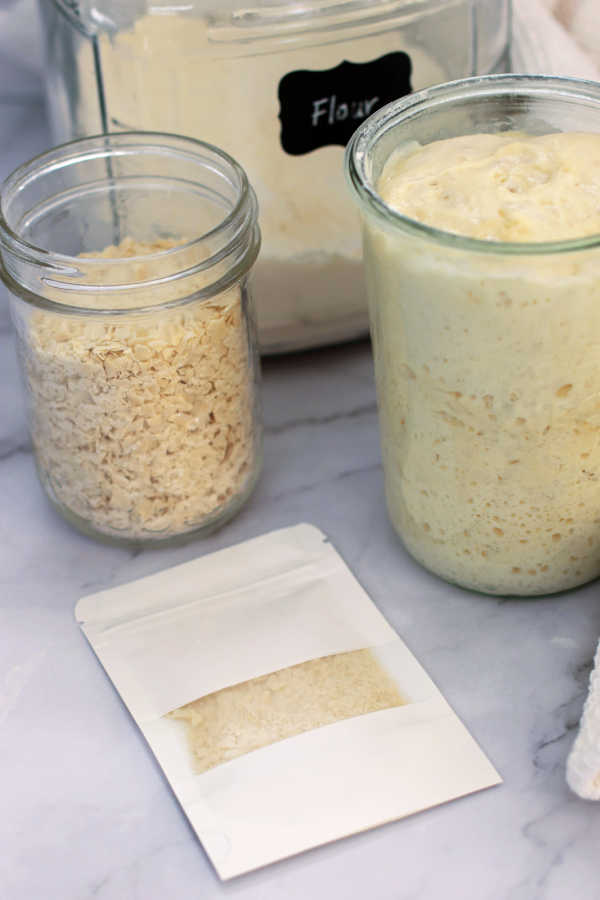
[
  {"xmin": 0, "ymin": 132, "xmax": 260, "ymax": 314},
  {"xmin": 54, "ymin": 0, "xmax": 461, "ymax": 40},
  {"xmin": 345, "ymin": 73, "xmax": 600, "ymax": 256}
]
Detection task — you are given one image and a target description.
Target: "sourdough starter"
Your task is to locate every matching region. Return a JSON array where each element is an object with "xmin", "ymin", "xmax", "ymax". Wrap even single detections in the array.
[{"xmin": 367, "ymin": 132, "xmax": 600, "ymax": 594}]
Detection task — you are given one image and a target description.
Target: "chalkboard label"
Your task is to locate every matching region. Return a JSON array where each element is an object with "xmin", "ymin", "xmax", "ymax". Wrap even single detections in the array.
[{"xmin": 278, "ymin": 52, "xmax": 412, "ymax": 156}]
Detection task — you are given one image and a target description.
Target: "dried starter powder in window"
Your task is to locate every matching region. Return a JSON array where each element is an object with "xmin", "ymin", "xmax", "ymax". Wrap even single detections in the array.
[
  {"xmin": 167, "ymin": 648, "xmax": 405, "ymax": 773},
  {"xmin": 24, "ymin": 238, "xmax": 257, "ymax": 540}
]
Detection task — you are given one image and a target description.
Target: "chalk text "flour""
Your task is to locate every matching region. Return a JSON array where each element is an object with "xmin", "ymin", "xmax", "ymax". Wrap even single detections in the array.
[{"xmin": 311, "ymin": 95, "xmax": 379, "ymax": 127}]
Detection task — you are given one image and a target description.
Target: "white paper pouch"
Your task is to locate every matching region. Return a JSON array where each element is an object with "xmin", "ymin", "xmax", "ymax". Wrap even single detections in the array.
[{"xmin": 76, "ymin": 524, "xmax": 501, "ymax": 879}]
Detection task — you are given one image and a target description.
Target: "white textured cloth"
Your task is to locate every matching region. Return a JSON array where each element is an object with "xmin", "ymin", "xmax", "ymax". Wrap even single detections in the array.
[
  {"xmin": 512, "ymin": 0, "xmax": 600, "ymax": 78},
  {"xmin": 567, "ymin": 640, "xmax": 600, "ymax": 800}
]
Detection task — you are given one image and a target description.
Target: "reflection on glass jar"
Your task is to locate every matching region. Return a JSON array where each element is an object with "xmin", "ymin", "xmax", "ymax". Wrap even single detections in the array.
[
  {"xmin": 39, "ymin": 0, "xmax": 511, "ymax": 352},
  {"xmin": 0, "ymin": 133, "xmax": 262, "ymax": 545},
  {"xmin": 347, "ymin": 75, "xmax": 600, "ymax": 596}
]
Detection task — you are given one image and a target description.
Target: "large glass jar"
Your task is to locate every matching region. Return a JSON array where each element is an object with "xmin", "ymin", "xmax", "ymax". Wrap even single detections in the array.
[
  {"xmin": 0, "ymin": 133, "xmax": 262, "ymax": 545},
  {"xmin": 346, "ymin": 75, "xmax": 600, "ymax": 596},
  {"xmin": 39, "ymin": 0, "xmax": 511, "ymax": 352}
]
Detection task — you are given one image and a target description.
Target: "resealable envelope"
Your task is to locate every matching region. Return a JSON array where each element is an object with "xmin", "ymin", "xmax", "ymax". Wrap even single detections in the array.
[{"xmin": 76, "ymin": 524, "xmax": 501, "ymax": 879}]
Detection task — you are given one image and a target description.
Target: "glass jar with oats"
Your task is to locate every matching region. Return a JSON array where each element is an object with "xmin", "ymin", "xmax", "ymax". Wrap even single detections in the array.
[
  {"xmin": 347, "ymin": 75, "xmax": 600, "ymax": 596},
  {"xmin": 0, "ymin": 133, "xmax": 262, "ymax": 545}
]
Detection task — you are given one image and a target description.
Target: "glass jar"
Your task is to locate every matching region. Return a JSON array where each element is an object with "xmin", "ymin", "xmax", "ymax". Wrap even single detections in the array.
[
  {"xmin": 346, "ymin": 75, "xmax": 600, "ymax": 596},
  {"xmin": 38, "ymin": 0, "xmax": 511, "ymax": 353},
  {"xmin": 0, "ymin": 132, "xmax": 262, "ymax": 545}
]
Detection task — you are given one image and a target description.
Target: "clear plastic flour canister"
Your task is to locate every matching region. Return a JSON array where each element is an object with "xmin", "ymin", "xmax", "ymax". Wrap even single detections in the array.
[{"xmin": 39, "ymin": 0, "xmax": 511, "ymax": 352}]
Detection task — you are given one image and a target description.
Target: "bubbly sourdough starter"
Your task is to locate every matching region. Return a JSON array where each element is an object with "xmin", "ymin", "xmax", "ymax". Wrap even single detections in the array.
[{"xmin": 368, "ymin": 132, "xmax": 600, "ymax": 594}]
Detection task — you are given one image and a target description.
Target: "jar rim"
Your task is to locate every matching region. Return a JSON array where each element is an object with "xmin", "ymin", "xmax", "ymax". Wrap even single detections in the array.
[
  {"xmin": 50, "ymin": 0, "xmax": 474, "ymax": 40},
  {"xmin": 0, "ymin": 131, "xmax": 260, "ymax": 314},
  {"xmin": 345, "ymin": 74, "xmax": 600, "ymax": 256}
]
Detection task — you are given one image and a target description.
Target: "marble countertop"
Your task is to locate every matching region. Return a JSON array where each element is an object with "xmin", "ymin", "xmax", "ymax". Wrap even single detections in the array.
[{"xmin": 2, "ymin": 11, "xmax": 600, "ymax": 900}]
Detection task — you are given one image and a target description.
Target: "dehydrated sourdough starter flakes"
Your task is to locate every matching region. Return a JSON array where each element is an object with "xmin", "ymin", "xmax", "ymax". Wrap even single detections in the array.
[
  {"xmin": 168, "ymin": 648, "xmax": 405, "ymax": 773},
  {"xmin": 24, "ymin": 238, "xmax": 256, "ymax": 539},
  {"xmin": 76, "ymin": 525, "xmax": 502, "ymax": 880}
]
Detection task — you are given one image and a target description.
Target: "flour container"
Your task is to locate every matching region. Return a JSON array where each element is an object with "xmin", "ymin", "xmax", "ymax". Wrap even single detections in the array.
[{"xmin": 39, "ymin": 0, "xmax": 511, "ymax": 352}]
